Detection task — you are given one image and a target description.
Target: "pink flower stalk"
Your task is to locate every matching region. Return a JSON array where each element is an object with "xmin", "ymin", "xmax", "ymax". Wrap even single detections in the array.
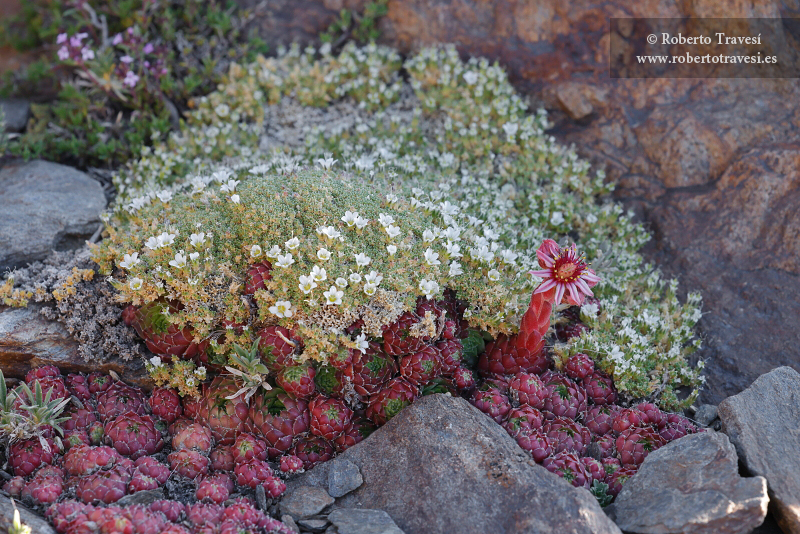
[{"xmin": 530, "ymin": 239, "xmax": 600, "ymax": 306}]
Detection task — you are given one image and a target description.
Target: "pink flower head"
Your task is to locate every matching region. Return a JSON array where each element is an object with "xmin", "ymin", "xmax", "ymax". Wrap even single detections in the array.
[
  {"xmin": 121, "ymin": 55, "xmax": 133, "ymax": 64},
  {"xmin": 530, "ymin": 240, "xmax": 600, "ymax": 306},
  {"xmin": 123, "ymin": 70, "xmax": 140, "ymax": 88},
  {"xmin": 143, "ymin": 43, "xmax": 154, "ymax": 54},
  {"xmin": 112, "ymin": 33, "xmax": 123, "ymax": 45},
  {"xmin": 57, "ymin": 46, "xmax": 70, "ymax": 61},
  {"xmin": 81, "ymin": 47, "xmax": 95, "ymax": 61},
  {"xmin": 57, "ymin": 33, "xmax": 68, "ymax": 44}
]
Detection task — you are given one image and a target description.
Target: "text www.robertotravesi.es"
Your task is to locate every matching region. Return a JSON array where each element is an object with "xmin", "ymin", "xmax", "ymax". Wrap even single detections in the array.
[{"xmin": 636, "ymin": 52, "xmax": 778, "ymax": 65}]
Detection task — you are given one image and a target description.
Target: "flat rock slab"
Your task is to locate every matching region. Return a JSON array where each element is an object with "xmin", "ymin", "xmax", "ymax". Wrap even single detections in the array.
[
  {"xmin": 327, "ymin": 458, "xmax": 363, "ymax": 498},
  {"xmin": 0, "ymin": 159, "xmax": 106, "ymax": 271},
  {"xmin": 0, "ymin": 99, "xmax": 30, "ymax": 132},
  {"xmin": 328, "ymin": 508, "xmax": 404, "ymax": 534},
  {"xmin": 0, "ymin": 495, "xmax": 56, "ymax": 534},
  {"xmin": 0, "ymin": 305, "xmax": 152, "ymax": 389},
  {"xmin": 280, "ymin": 485, "xmax": 335, "ymax": 520},
  {"xmin": 719, "ymin": 366, "xmax": 800, "ymax": 534},
  {"xmin": 288, "ymin": 394, "xmax": 620, "ymax": 534},
  {"xmin": 611, "ymin": 431, "xmax": 768, "ymax": 534}
]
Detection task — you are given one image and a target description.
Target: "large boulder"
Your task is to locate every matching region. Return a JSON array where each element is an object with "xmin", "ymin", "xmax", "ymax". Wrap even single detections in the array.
[
  {"xmin": 719, "ymin": 367, "xmax": 800, "ymax": 534},
  {"xmin": 287, "ymin": 394, "xmax": 620, "ymax": 534},
  {"xmin": 610, "ymin": 431, "xmax": 768, "ymax": 534},
  {"xmin": 0, "ymin": 159, "xmax": 106, "ymax": 271}
]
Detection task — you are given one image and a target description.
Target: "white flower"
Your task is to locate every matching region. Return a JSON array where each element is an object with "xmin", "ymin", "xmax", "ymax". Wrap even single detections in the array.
[
  {"xmin": 190, "ymin": 232, "xmax": 206, "ymax": 247},
  {"xmin": 317, "ymin": 248, "xmax": 332, "ymax": 261},
  {"xmin": 186, "ymin": 377, "xmax": 196, "ymax": 387},
  {"xmin": 230, "ymin": 194, "xmax": 240, "ymax": 204},
  {"xmin": 378, "ymin": 213, "xmax": 395, "ymax": 227},
  {"xmin": 285, "ymin": 237, "xmax": 300, "ymax": 250},
  {"xmin": 323, "ymin": 286, "xmax": 344, "ymax": 305},
  {"xmin": 156, "ymin": 190, "xmax": 173, "ymax": 203},
  {"xmin": 189, "ymin": 252, "xmax": 200, "ymax": 261},
  {"xmin": 385, "ymin": 225, "xmax": 401, "ymax": 239},
  {"xmin": 550, "ymin": 211, "xmax": 565, "ymax": 225},
  {"xmin": 311, "ymin": 266, "xmax": 327, "ymax": 282},
  {"xmin": 129, "ymin": 277, "xmax": 144, "ymax": 290},
  {"xmin": 472, "ymin": 245, "xmax": 494, "ymax": 263},
  {"xmin": 502, "ymin": 122, "xmax": 519, "ymax": 138},
  {"xmin": 335, "ymin": 277, "xmax": 348, "ymax": 288},
  {"xmin": 341, "ymin": 211, "xmax": 359, "ymax": 227},
  {"xmin": 250, "ymin": 245, "xmax": 263, "ymax": 258},
  {"xmin": 268, "ymin": 300, "xmax": 293, "ymax": 318},
  {"xmin": 586, "ymin": 213, "xmax": 598, "ymax": 224},
  {"xmin": 355, "ymin": 333, "xmax": 369, "ymax": 354},
  {"xmin": 266, "ymin": 245, "xmax": 281, "ymax": 258},
  {"xmin": 412, "ymin": 187, "xmax": 424, "ymax": 197},
  {"xmin": 500, "ymin": 249, "xmax": 519, "ymax": 263},
  {"xmin": 354, "ymin": 216, "xmax": 369, "ymax": 230},
  {"xmin": 194, "ymin": 366, "xmax": 207, "ymax": 379},
  {"xmin": 169, "ymin": 252, "xmax": 188, "ymax": 268},
  {"xmin": 386, "ymin": 193, "xmax": 398, "ymax": 204},
  {"xmin": 349, "ymin": 273, "xmax": 362, "ymax": 284},
  {"xmin": 354, "ymin": 253, "xmax": 371, "ymax": 267},
  {"xmin": 445, "ymin": 242, "xmax": 463, "ymax": 259},
  {"xmin": 448, "ymin": 262, "xmax": 463, "ymax": 277},
  {"xmin": 120, "ymin": 253, "xmax": 140, "ymax": 270},
  {"xmin": 423, "ymin": 248, "xmax": 441, "ymax": 266},
  {"xmin": 463, "ymin": 71, "xmax": 479, "ymax": 85},
  {"xmin": 215, "ymin": 104, "xmax": 230, "ymax": 117},
  {"xmin": 422, "ymin": 229, "xmax": 436, "ymax": 243},
  {"xmin": 439, "ymin": 201, "xmax": 460, "ymax": 217},
  {"xmin": 276, "ymin": 253, "xmax": 295, "ymax": 268},
  {"xmin": 581, "ymin": 302, "xmax": 599, "ymax": 319},
  {"xmin": 363, "ymin": 282, "xmax": 378, "ymax": 296},
  {"xmin": 487, "ymin": 269, "xmax": 501, "ymax": 282},
  {"xmin": 364, "ymin": 271, "xmax": 383, "ymax": 285},
  {"xmin": 418, "ymin": 278, "xmax": 440, "ymax": 300},
  {"xmin": 298, "ymin": 275, "xmax": 318, "ymax": 294},
  {"xmin": 387, "ymin": 245, "xmax": 397, "ymax": 256},
  {"xmin": 149, "ymin": 356, "xmax": 163, "ymax": 367},
  {"xmin": 157, "ymin": 232, "xmax": 176, "ymax": 248},
  {"xmin": 220, "ymin": 179, "xmax": 240, "ymax": 193},
  {"xmin": 316, "ymin": 155, "xmax": 337, "ymax": 170}
]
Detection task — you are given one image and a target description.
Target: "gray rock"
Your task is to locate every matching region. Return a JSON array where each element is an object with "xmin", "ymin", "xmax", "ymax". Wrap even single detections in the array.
[
  {"xmin": 328, "ymin": 509, "xmax": 403, "ymax": 534},
  {"xmin": 694, "ymin": 404, "xmax": 718, "ymax": 427},
  {"xmin": 116, "ymin": 488, "xmax": 164, "ymax": 506},
  {"xmin": 281, "ymin": 514, "xmax": 301, "ymax": 533},
  {"xmin": 0, "ymin": 99, "xmax": 30, "ymax": 132},
  {"xmin": 612, "ymin": 431, "xmax": 768, "ymax": 534},
  {"xmin": 0, "ymin": 160, "xmax": 106, "ymax": 271},
  {"xmin": 297, "ymin": 518, "xmax": 330, "ymax": 533},
  {"xmin": 0, "ymin": 495, "xmax": 56, "ymax": 534},
  {"xmin": 287, "ymin": 394, "xmax": 620, "ymax": 534},
  {"xmin": 280, "ymin": 486, "xmax": 335, "ymax": 520},
  {"xmin": 327, "ymin": 459, "xmax": 363, "ymax": 498},
  {"xmin": 719, "ymin": 366, "xmax": 800, "ymax": 534}
]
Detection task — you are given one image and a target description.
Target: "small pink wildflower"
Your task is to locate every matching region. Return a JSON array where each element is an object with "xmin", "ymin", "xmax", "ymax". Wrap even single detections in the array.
[
  {"xmin": 530, "ymin": 239, "xmax": 600, "ymax": 306},
  {"xmin": 123, "ymin": 70, "xmax": 140, "ymax": 88},
  {"xmin": 81, "ymin": 47, "xmax": 95, "ymax": 61},
  {"xmin": 57, "ymin": 33, "xmax": 68, "ymax": 44},
  {"xmin": 57, "ymin": 46, "xmax": 70, "ymax": 61}
]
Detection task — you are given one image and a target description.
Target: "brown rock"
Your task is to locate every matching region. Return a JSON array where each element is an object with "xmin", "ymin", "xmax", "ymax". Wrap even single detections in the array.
[
  {"xmin": 610, "ymin": 431, "xmax": 769, "ymax": 534},
  {"xmin": 288, "ymin": 394, "xmax": 620, "ymax": 534},
  {"xmin": 0, "ymin": 495, "xmax": 55, "ymax": 534},
  {"xmin": 0, "ymin": 304, "xmax": 153, "ymax": 389},
  {"xmin": 719, "ymin": 367, "xmax": 800, "ymax": 534}
]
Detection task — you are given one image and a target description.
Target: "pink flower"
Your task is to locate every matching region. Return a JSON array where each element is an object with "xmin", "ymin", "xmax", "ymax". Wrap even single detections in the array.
[
  {"xmin": 57, "ymin": 46, "xmax": 70, "ymax": 61},
  {"xmin": 143, "ymin": 43, "xmax": 154, "ymax": 54},
  {"xmin": 123, "ymin": 70, "xmax": 140, "ymax": 88},
  {"xmin": 121, "ymin": 55, "xmax": 133, "ymax": 64},
  {"xmin": 81, "ymin": 47, "xmax": 95, "ymax": 61},
  {"xmin": 530, "ymin": 239, "xmax": 600, "ymax": 306},
  {"xmin": 112, "ymin": 33, "xmax": 123, "ymax": 45},
  {"xmin": 56, "ymin": 33, "xmax": 68, "ymax": 44}
]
